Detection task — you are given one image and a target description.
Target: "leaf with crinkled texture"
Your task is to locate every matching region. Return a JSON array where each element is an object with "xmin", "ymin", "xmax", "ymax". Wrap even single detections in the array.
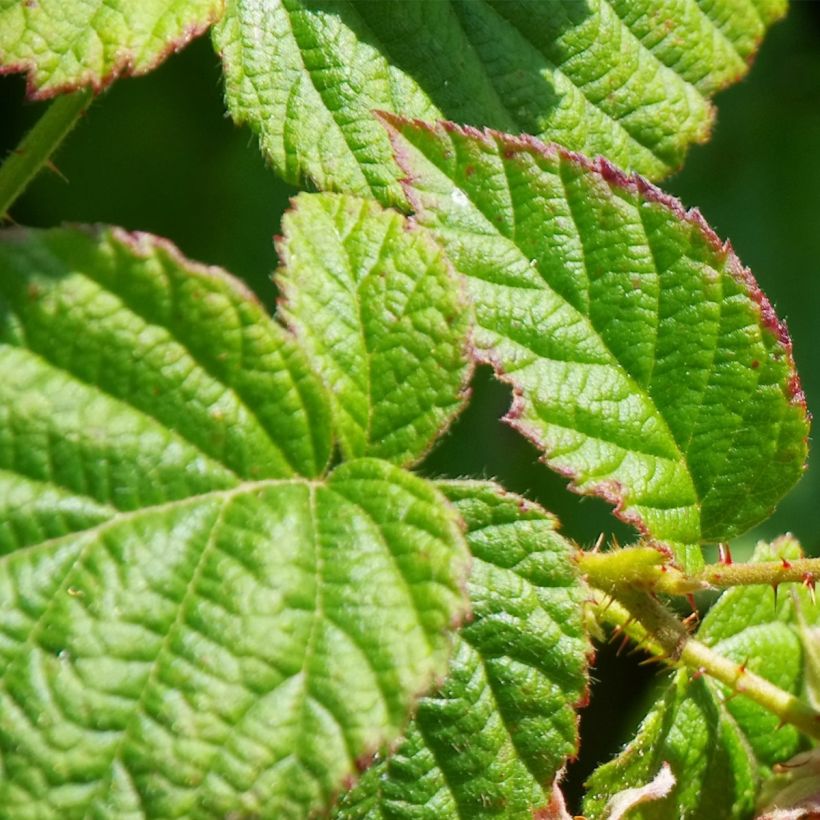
[
  {"xmin": 333, "ymin": 481, "xmax": 590, "ymax": 819},
  {"xmin": 0, "ymin": 227, "xmax": 470, "ymax": 818},
  {"xmin": 277, "ymin": 193, "xmax": 472, "ymax": 467},
  {"xmin": 583, "ymin": 538, "xmax": 817, "ymax": 820},
  {"xmin": 213, "ymin": 0, "xmax": 784, "ymax": 207},
  {"xmin": 385, "ymin": 116, "xmax": 808, "ymax": 567},
  {"xmin": 0, "ymin": 0, "xmax": 224, "ymax": 97}
]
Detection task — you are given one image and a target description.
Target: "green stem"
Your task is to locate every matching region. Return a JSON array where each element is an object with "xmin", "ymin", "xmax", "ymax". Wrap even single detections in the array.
[
  {"xmin": 0, "ymin": 88, "xmax": 93, "ymax": 218},
  {"xmin": 592, "ymin": 588, "xmax": 820, "ymax": 741},
  {"xmin": 700, "ymin": 557, "xmax": 820, "ymax": 589},
  {"xmin": 580, "ymin": 547, "xmax": 820, "ymax": 596}
]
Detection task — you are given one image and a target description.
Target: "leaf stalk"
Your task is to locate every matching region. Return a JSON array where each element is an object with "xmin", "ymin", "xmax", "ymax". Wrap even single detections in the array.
[
  {"xmin": 0, "ymin": 88, "xmax": 92, "ymax": 219},
  {"xmin": 591, "ymin": 588, "xmax": 820, "ymax": 742},
  {"xmin": 580, "ymin": 547, "xmax": 820, "ymax": 596}
]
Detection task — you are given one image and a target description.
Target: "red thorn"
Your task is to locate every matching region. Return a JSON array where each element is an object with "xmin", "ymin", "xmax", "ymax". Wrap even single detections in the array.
[
  {"xmin": 803, "ymin": 572, "xmax": 817, "ymax": 605},
  {"xmin": 44, "ymin": 158, "xmax": 68, "ymax": 183},
  {"xmin": 718, "ymin": 543, "xmax": 733, "ymax": 565},
  {"xmin": 691, "ymin": 667, "xmax": 706, "ymax": 681},
  {"xmin": 781, "ymin": 557, "xmax": 793, "ymax": 570},
  {"xmin": 616, "ymin": 632, "xmax": 631, "ymax": 656},
  {"xmin": 638, "ymin": 655, "xmax": 666, "ymax": 667},
  {"xmin": 686, "ymin": 594, "xmax": 698, "ymax": 615}
]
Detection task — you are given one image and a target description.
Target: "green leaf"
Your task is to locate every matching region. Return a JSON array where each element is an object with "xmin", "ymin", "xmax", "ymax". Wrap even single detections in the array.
[
  {"xmin": 583, "ymin": 538, "xmax": 817, "ymax": 820},
  {"xmin": 214, "ymin": 0, "xmax": 784, "ymax": 206},
  {"xmin": 384, "ymin": 117, "xmax": 809, "ymax": 561},
  {"xmin": 0, "ymin": 226, "xmax": 470, "ymax": 818},
  {"xmin": 334, "ymin": 481, "xmax": 590, "ymax": 819},
  {"xmin": 277, "ymin": 193, "xmax": 472, "ymax": 467},
  {"xmin": 0, "ymin": 0, "xmax": 224, "ymax": 97}
]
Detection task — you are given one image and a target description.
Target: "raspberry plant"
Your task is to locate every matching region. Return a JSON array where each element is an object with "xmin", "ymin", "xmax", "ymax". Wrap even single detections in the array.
[{"xmin": 0, "ymin": 2, "xmax": 818, "ymax": 818}]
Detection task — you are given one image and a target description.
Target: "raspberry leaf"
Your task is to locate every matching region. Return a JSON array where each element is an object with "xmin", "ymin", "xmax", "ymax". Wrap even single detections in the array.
[
  {"xmin": 385, "ymin": 117, "xmax": 809, "ymax": 564},
  {"xmin": 277, "ymin": 193, "xmax": 472, "ymax": 467},
  {"xmin": 334, "ymin": 481, "xmax": 590, "ymax": 819},
  {"xmin": 0, "ymin": 226, "xmax": 470, "ymax": 818}
]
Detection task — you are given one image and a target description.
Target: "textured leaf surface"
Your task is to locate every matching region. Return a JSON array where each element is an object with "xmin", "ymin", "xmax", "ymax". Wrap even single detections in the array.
[
  {"xmin": 0, "ymin": 227, "xmax": 470, "ymax": 818},
  {"xmin": 334, "ymin": 481, "xmax": 590, "ymax": 819},
  {"xmin": 214, "ymin": 0, "xmax": 784, "ymax": 206},
  {"xmin": 0, "ymin": 0, "xmax": 223, "ymax": 97},
  {"xmin": 277, "ymin": 193, "xmax": 471, "ymax": 467},
  {"xmin": 583, "ymin": 538, "xmax": 817, "ymax": 820},
  {"xmin": 386, "ymin": 117, "xmax": 809, "ymax": 560}
]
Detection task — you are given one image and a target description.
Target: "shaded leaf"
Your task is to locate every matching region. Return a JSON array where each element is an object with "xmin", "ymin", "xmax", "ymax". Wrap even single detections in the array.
[
  {"xmin": 583, "ymin": 538, "xmax": 818, "ymax": 820},
  {"xmin": 757, "ymin": 748, "xmax": 820, "ymax": 820},
  {"xmin": 334, "ymin": 481, "xmax": 590, "ymax": 819},
  {"xmin": 0, "ymin": 227, "xmax": 470, "ymax": 818},
  {"xmin": 277, "ymin": 193, "xmax": 472, "ymax": 467},
  {"xmin": 0, "ymin": 0, "xmax": 223, "ymax": 97},
  {"xmin": 385, "ymin": 116, "xmax": 808, "ymax": 563},
  {"xmin": 213, "ymin": 0, "xmax": 784, "ymax": 206}
]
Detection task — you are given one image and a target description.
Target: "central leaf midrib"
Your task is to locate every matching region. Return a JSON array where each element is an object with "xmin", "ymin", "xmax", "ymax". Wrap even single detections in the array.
[
  {"xmin": 281, "ymin": 0, "xmax": 373, "ymax": 194},
  {"xmin": 0, "ymin": 478, "xmax": 307, "ymax": 566},
  {"xmin": 87, "ymin": 493, "xmax": 236, "ymax": 814},
  {"xmin": 0, "ymin": 339, "xmax": 244, "ymax": 494},
  {"xmin": 81, "ymin": 261, "xmax": 308, "ymax": 477},
  {"xmin": 1, "ymin": 260, "xmax": 304, "ymax": 479},
  {"xmin": 438, "ymin": 149, "xmax": 694, "ymax": 491}
]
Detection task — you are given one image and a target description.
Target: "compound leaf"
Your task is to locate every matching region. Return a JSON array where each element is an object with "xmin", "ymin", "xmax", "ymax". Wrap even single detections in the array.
[
  {"xmin": 334, "ymin": 481, "xmax": 590, "ymax": 819},
  {"xmin": 0, "ymin": 0, "xmax": 224, "ymax": 97},
  {"xmin": 214, "ymin": 0, "xmax": 784, "ymax": 207},
  {"xmin": 277, "ymin": 193, "xmax": 472, "ymax": 467},
  {"xmin": 385, "ymin": 117, "xmax": 809, "ymax": 563},
  {"xmin": 583, "ymin": 538, "xmax": 818, "ymax": 820},
  {"xmin": 0, "ymin": 226, "xmax": 470, "ymax": 818}
]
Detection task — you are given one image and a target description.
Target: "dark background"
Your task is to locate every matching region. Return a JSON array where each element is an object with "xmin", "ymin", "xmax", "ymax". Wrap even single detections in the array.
[{"xmin": 2, "ymin": 3, "xmax": 819, "ymax": 809}]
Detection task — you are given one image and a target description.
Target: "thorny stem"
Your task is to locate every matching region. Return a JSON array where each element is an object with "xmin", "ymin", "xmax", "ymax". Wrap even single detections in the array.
[
  {"xmin": 579, "ymin": 546, "xmax": 820, "ymax": 596},
  {"xmin": 0, "ymin": 88, "xmax": 92, "ymax": 218},
  {"xmin": 698, "ymin": 557, "xmax": 820, "ymax": 590},
  {"xmin": 591, "ymin": 587, "xmax": 820, "ymax": 742}
]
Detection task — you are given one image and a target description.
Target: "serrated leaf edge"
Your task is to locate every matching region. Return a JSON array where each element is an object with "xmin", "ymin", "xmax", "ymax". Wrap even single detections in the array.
[
  {"xmin": 2, "ymin": 2, "xmax": 226, "ymax": 100},
  {"xmin": 379, "ymin": 112, "xmax": 809, "ymax": 545}
]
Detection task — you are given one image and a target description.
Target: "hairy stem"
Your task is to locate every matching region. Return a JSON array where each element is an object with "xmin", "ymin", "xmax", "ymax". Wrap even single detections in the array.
[
  {"xmin": 0, "ymin": 89, "xmax": 92, "ymax": 218},
  {"xmin": 699, "ymin": 557, "xmax": 820, "ymax": 589},
  {"xmin": 580, "ymin": 547, "xmax": 820, "ymax": 596},
  {"xmin": 592, "ymin": 588, "xmax": 820, "ymax": 741}
]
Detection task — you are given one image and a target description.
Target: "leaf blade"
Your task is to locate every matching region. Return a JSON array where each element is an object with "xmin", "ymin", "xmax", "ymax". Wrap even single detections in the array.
[
  {"xmin": 384, "ymin": 117, "xmax": 809, "ymax": 556},
  {"xmin": 334, "ymin": 481, "xmax": 590, "ymax": 819},
  {"xmin": 0, "ymin": 227, "xmax": 470, "ymax": 818},
  {"xmin": 214, "ymin": 0, "xmax": 783, "ymax": 204},
  {"xmin": 277, "ymin": 193, "xmax": 472, "ymax": 467},
  {"xmin": 0, "ymin": 0, "xmax": 224, "ymax": 97}
]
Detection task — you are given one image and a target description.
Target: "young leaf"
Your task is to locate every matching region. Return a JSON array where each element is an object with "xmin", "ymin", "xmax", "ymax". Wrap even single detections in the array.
[
  {"xmin": 0, "ymin": 1, "xmax": 224, "ymax": 97},
  {"xmin": 384, "ymin": 117, "xmax": 809, "ymax": 562},
  {"xmin": 0, "ymin": 227, "xmax": 470, "ymax": 817},
  {"xmin": 213, "ymin": 0, "xmax": 783, "ymax": 206},
  {"xmin": 583, "ymin": 538, "xmax": 818, "ymax": 820},
  {"xmin": 334, "ymin": 481, "xmax": 590, "ymax": 819},
  {"xmin": 277, "ymin": 193, "xmax": 472, "ymax": 467}
]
